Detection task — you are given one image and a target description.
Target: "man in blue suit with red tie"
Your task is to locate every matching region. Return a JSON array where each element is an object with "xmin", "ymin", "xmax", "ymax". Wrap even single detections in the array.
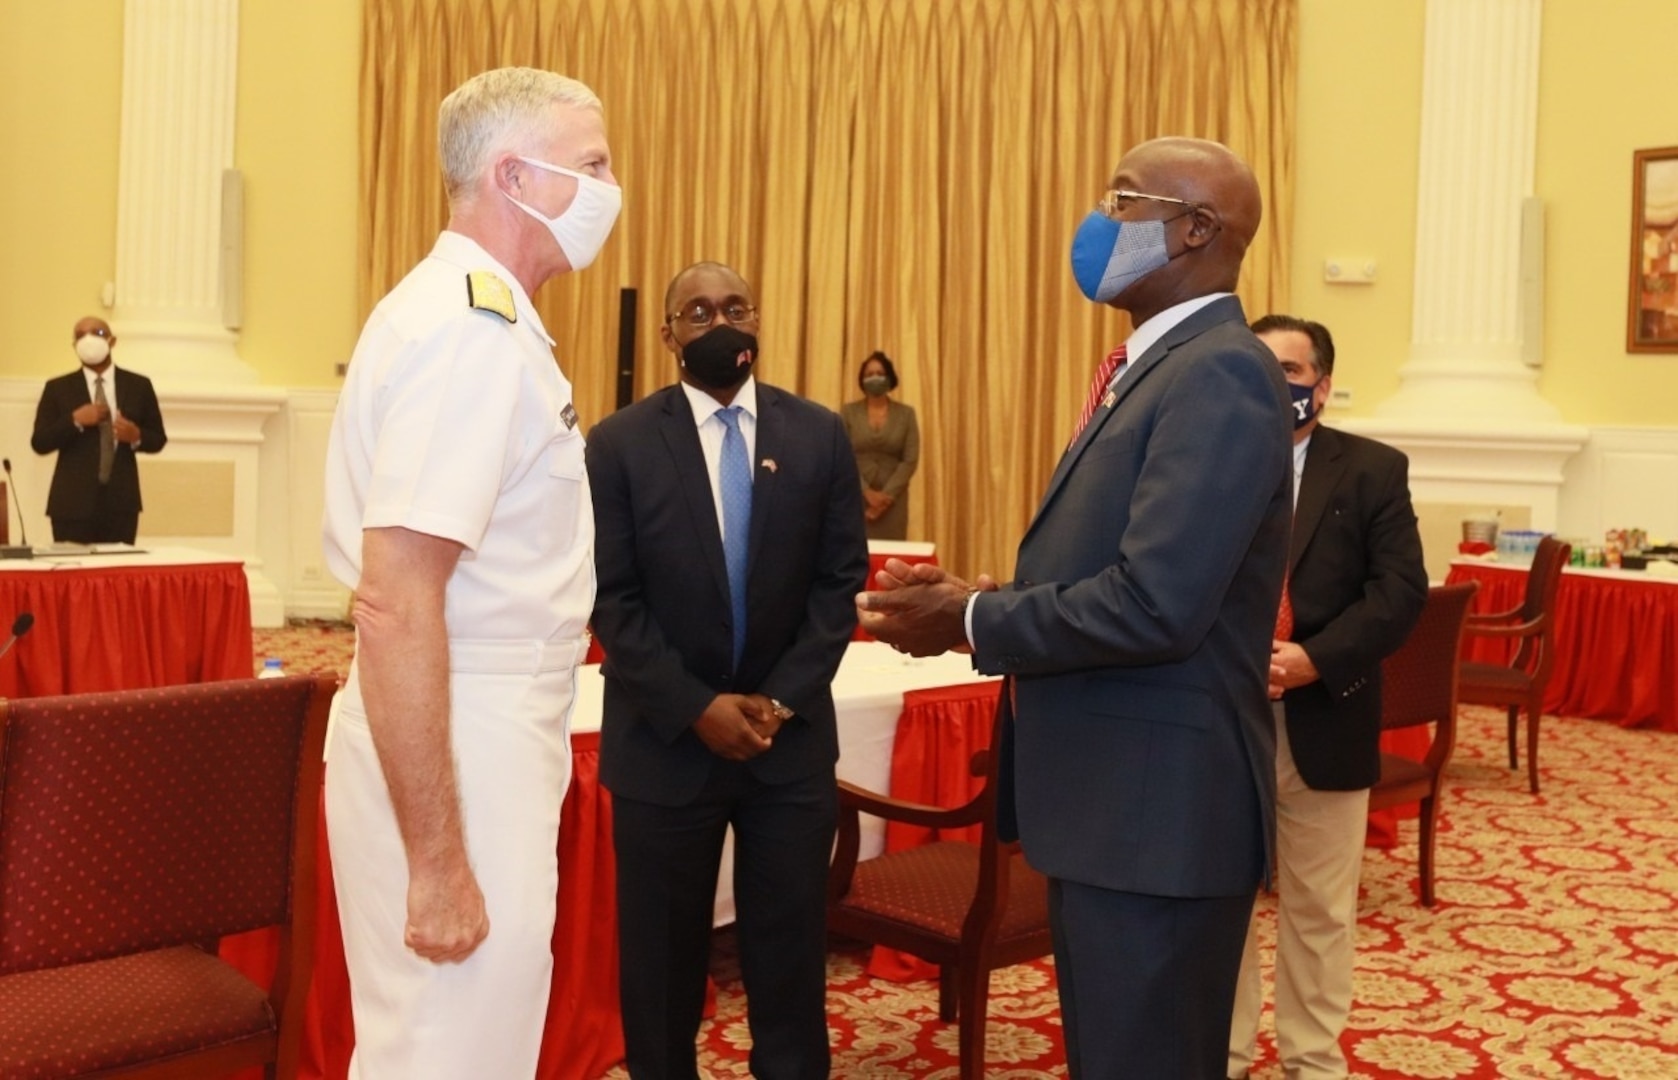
[{"xmin": 860, "ymin": 138, "xmax": 1294, "ymax": 1078}]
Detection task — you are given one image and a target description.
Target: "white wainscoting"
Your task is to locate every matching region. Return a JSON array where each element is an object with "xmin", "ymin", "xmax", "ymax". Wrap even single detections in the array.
[
  {"xmin": 0, "ymin": 377, "xmax": 349, "ymax": 627},
  {"xmin": 278, "ymin": 390, "xmax": 353, "ymax": 620},
  {"xmin": 1558, "ymin": 427, "xmax": 1678, "ymax": 546}
]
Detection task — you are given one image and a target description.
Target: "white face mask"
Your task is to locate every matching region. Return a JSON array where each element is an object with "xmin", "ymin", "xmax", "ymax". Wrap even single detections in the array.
[
  {"xmin": 75, "ymin": 334, "xmax": 111, "ymax": 365},
  {"xmin": 503, "ymin": 156, "xmax": 622, "ymax": 271}
]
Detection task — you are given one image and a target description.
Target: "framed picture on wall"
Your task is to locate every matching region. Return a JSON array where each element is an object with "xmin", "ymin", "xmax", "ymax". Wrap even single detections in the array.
[{"xmin": 1629, "ymin": 146, "xmax": 1678, "ymax": 353}]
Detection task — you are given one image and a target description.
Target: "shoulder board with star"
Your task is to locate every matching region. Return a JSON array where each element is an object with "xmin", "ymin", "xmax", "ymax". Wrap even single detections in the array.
[{"xmin": 465, "ymin": 270, "xmax": 517, "ymax": 324}]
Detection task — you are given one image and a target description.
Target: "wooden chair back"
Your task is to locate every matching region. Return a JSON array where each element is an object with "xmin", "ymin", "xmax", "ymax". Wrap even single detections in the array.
[
  {"xmin": 1459, "ymin": 535, "xmax": 1571, "ymax": 792},
  {"xmin": 0, "ymin": 675, "xmax": 335, "ymax": 1079},
  {"xmin": 1520, "ymin": 535, "xmax": 1568, "ymax": 672},
  {"xmin": 827, "ymin": 678, "xmax": 1052, "ymax": 1080},
  {"xmin": 1370, "ymin": 581, "xmax": 1478, "ymax": 904}
]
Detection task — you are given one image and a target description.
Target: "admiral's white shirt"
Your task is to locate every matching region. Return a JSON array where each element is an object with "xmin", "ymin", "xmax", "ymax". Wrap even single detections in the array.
[{"xmin": 322, "ymin": 230, "xmax": 594, "ymax": 641}]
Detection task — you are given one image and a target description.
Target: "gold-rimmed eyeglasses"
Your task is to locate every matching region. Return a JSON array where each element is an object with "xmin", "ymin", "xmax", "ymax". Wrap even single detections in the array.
[
  {"xmin": 667, "ymin": 299, "xmax": 759, "ymax": 328},
  {"xmin": 1096, "ymin": 189, "xmax": 1210, "ymax": 221}
]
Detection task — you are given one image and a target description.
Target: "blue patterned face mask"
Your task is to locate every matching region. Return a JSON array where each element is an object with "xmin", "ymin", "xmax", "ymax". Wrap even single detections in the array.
[
  {"xmin": 1068, "ymin": 212, "xmax": 1170, "ymax": 303},
  {"xmin": 1290, "ymin": 379, "xmax": 1324, "ymax": 430}
]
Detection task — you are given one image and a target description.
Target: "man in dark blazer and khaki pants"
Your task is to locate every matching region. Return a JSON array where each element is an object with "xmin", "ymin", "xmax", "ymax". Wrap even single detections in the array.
[
  {"xmin": 30, "ymin": 316, "xmax": 167, "ymax": 544},
  {"xmin": 1227, "ymin": 316, "xmax": 1427, "ymax": 1080},
  {"xmin": 861, "ymin": 138, "xmax": 1294, "ymax": 1078},
  {"xmin": 586, "ymin": 261, "xmax": 868, "ymax": 1080}
]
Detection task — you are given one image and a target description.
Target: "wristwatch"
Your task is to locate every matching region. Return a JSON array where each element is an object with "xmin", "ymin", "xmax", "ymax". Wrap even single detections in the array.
[{"xmin": 769, "ymin": 698, "xmax": 795, "ymax": 722}]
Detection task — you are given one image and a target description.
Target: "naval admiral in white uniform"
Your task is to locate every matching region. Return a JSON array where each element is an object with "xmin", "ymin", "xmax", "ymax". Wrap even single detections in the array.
[{"xmin": 321, "ymin": 66, "xmax": 621, "ymax": 1079}]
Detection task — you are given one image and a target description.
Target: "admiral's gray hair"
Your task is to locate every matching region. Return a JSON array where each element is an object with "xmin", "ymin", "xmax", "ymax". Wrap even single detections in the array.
[{"xmin": 438, "ymin": 67, "xmax": 601, "ymax": 201}]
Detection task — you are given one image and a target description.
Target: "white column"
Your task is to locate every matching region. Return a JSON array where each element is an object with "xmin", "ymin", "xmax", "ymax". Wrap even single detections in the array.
[
  {"xmin": 103, "ymin": 0, "xmax": 287, "ymax": 621},
  {"xmin": 111, "ymin": 0, "xmax": 256, "ymax": 385},
  {"xmin": 1350, "ymin": 0, "xmax": 1584, "ymax": 546}
]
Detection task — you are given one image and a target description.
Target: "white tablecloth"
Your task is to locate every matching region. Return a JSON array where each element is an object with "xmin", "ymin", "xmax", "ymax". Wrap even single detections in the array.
[{"xmin": 0, "ymin": 544, "xmax": 242, "ymax": 573}]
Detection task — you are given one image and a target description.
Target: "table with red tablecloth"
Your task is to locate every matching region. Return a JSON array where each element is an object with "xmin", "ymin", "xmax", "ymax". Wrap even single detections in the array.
[
  {"xmin": 227, "ymin": 641, "xmax": 994, "ymax": 1080},
  {"xmin": 1445, "ymin": 558, "xmax": 1678, "ymax": 732},
  {"xmin": 0, "ymin": 548, "xmax": 253, "ymax": 696}
]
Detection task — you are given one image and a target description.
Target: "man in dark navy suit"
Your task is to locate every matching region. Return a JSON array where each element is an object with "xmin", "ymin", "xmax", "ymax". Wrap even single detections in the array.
[
  {"xmin": 586, "ymin": 261, "xmax": 868, "ymax": 1080},
  {"xmin": 861, "ymin": 138, "xmax": 1294, "ymax": 1078},
  {"xmin": 30, "ymin": 316, "xmax": 167, "ymax": 544}
]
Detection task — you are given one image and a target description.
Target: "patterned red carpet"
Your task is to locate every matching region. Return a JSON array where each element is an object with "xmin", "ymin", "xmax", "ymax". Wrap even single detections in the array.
[{"xmin": 254, "ymin": 624, "xmax": 1678, "ymax": 1079}]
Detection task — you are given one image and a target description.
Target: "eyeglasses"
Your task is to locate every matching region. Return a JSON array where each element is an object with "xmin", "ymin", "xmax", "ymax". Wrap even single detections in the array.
[
  {"xmin": 1096, "ymin": 189, "xmax": 1210, "ymax": 221},
  {"xmin": 667, "ymin": 298, "xmax": 759, "ymax": 328},
  {"xmin": 81, "ymin": 327, "xmax": 112, "ymax": 338}
]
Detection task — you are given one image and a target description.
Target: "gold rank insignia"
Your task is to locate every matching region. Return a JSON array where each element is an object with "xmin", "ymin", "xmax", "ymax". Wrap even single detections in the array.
[{"xmin": 466, "ymin": 270, "xmax": 517, "ymax": 323}]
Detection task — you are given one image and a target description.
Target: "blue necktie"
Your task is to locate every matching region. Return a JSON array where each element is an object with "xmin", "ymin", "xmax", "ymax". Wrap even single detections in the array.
[{"xmin": 717, "ymin": 406, "xmax": 752, "ymax": 666}]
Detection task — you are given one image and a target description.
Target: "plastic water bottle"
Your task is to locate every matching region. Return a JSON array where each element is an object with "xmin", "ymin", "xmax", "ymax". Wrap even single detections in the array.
[{"xmin": 258, "ymin": 657, "xmax": 285, "ymax": 679}]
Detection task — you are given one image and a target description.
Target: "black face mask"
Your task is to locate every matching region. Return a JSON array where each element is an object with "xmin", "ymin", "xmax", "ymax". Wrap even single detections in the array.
[{"xmin": 681, "ymin": 325, "xmax": 759, "ymax": 391}]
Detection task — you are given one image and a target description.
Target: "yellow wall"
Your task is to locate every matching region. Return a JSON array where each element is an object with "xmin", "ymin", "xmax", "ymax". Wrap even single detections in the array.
[
  {"xmin": 1536, "ymin": 0, "xmax": 1678, "ymax": 425},
  {"xmin": 1289, "ymin": 0, "xmax": 1425, "ymax": 416},
  {"xmin": 5, "ymin": 1, "xmax": 1678, "ymax": 410},
  {"xmin": 1294, "ymin": 0, "xmax": 1678, "ymax": 427},
  {"xmin": 234, "ymin": 2, "xmax": 361, "ymax": 387},
  {"xmin": 0, "ymin": 1, "xmax": 358, "ymax": 388},
  {"xmin": 0, "ymin": 2, "xmax": 125, "ymax": 378}
]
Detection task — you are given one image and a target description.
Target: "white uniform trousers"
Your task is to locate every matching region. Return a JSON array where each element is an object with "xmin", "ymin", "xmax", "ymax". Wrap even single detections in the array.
[
  {"xmin": 326, "ymin": 637, "xmax": 584, "ymax": 1080},
  {"xmin": 1229, "ymin": 707, "xmax": 1369, "ymax": 1080}
]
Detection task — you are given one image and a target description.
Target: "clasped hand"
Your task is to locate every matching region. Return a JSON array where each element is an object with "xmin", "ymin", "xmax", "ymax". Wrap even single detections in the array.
[
  {"xmin": 72, "ymin": 402, "xmax": 109, "ymax": 428},
  {"xmin": 693, "ymin": 692, "xmax": 788, "ymax": 761},
  {"xmin": 855, "ymin": 558, "xmax": 999, "ymax": 657},
  {"xmin": 862, "ymin": 488, "xmax": 894, "ymax": 523}
]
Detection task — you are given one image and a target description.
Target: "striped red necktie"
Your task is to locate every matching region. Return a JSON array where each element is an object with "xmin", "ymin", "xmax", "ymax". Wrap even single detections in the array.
[
  {"xmin": 1274, "ymin": 569, "xmax": 1294, "ymax": 640},
  {"xmin": 1071, "ymin": 345, "xmax": 1127, "ymax": 442}
]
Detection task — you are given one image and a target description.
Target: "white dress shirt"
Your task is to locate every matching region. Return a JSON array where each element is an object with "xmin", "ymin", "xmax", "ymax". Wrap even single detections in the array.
[{"xmin": 680, "ymin": 376, "xmax": 759, "ymax": 544}]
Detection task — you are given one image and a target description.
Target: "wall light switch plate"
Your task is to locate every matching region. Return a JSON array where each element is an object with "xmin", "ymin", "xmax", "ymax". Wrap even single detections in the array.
[{"xmin": 1324, "ymin": 259, "xmax": 1377, "ymax": 284}]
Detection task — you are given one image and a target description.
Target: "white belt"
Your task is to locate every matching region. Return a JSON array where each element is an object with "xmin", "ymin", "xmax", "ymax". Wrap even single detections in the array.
[{"xmin": 447, "ymin": 635, "xmax": 589, "ymax": 675}]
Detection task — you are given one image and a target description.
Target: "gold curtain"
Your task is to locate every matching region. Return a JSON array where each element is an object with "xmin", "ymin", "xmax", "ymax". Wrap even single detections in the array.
[{"xmin": 360, "ymin": 0, "xmax": 1296, "ymax": 579}]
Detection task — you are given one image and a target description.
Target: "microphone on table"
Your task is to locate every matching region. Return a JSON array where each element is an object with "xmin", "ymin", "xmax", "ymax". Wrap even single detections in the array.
[
  {"xmin": 0, "ymin": 612, "xmax": 35, "ymax": 663},
  {"xmin": 1, "ymin": 458, "xmax": 34, "ymax": 559}
]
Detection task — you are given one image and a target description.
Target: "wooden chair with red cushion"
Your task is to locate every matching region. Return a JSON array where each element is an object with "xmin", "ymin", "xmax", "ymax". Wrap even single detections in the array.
[
  {"xmin": 1368, "ymin": 581, "xmax": 1478, "ymax": 906},
  {"xmin": 826, "ymin": 679, "xmax": 1052, "ymax": 1080},
  {"xmin": 1456, "ymin": 535, "xmax": 1571, "ymax": 794},
  {"xmin": 0, "ymin": 674, "xmax": 335, "ymax": 1079}
]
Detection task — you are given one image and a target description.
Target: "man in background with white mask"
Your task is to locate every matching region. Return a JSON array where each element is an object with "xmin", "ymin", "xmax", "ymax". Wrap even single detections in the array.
[
  {"xmin": 321, "ymin": 66, "xmax": 620, "ymax": 1078},
  {"xmin": 30, "ymin": 316, "xmax": 166, "ymax": 544}
]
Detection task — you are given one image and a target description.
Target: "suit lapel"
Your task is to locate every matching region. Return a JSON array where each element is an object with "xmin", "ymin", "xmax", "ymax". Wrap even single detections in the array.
[
  {"xmin": 1289, "ymin": 426, "xmax": 1345, "ymax": 572},
  {"xmin": 1026, "ymin": 296, "xmax": 1249, "ymax": 539},
  {"xmin": 66, "ymin": 370, "xmax": 93, "ymax": 407},
  {"xmin": 747, "ymin": 385, "xmax": 782, "ymax": 575},
  {"xmin": 658, "ymin": 387, "xmax": 732, "ymax": 605},
  {"xmin": 1030, "ymin": 350, "xmax": 1159, "ymax": 533}
]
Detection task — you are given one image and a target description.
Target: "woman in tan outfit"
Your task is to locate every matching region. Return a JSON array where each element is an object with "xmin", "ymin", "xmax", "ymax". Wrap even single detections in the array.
[{"xmin": 840, "ymin": 350, "xmax": 920, "ymax": 540}]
